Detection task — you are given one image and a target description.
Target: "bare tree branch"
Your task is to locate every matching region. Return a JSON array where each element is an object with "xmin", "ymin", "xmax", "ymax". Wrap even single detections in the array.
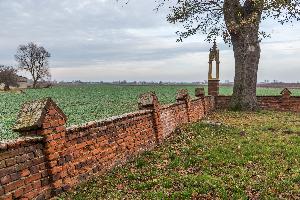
[{"xmin": 15, "ymin": 42, "xmax": 51, "ymax": 88}]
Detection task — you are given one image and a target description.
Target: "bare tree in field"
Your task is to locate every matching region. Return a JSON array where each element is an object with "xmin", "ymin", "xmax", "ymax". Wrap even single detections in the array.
[
  {"xmin": 0, "ymin": 65, "xmax": 19, "ymax": 91},
  {"xmin": 121, "ymin": 0, "xmax": 300, "ymax": 110},
  {"xmin": 15, "ymin": 42, "xmax": 51, "ymax": 89}
]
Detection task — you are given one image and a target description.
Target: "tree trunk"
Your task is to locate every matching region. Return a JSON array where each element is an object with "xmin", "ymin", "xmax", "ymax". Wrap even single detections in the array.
[
  {"xmin": 230, "ymin": 27, "xmax": 261, "ymax": 111},
  {"xmin": 33, "ymin": 80, "xmax": 37, "ymax": 89},
  {"xmin": 4, "ymin": 84, "xmax": 10, "ymax": 91}
]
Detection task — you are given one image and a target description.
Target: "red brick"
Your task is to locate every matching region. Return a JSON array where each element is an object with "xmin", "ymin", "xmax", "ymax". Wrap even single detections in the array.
[
  {"xmin": 25, "ymin": 173, "xmax": 41, "ymax": 184},
  {"xmin": 56, "ymin": 126, "xmax": 65, "ymax": 133},
  {"xmin": 4, "ymin": 180, "xmax": 24, "ymax": 193},
  {"xmin": 43, "ymin": 122, "xmax": 51, "ymax": 129},
  {"xmin": 50, "ymin": 120, "xmax": 59, "ymax": 127},
  {"xmin": 48, "ymin": 109, "xmax": 57, "ymax": 115},
  {"xmin": 45, "ymin": 147, "xmax": 57, "ymax": 154},
  {"xmin": 42, "ymin": 129, "xmax": 53, "ymax": 137},
  {"xmin": 52, "ymin": 132, "xmax": 62, "ymax": 140},
  {"xmin": 0, "ymin": 161, "xmax": 6, "ymax": 169},
  {"xmin": 0, "ymin": 152, "xmax": 13, "ymax": 160},
  {"xmin": 0, "ymin": 175, "xmax": 11, "ymax": 185},
  {"xmin": 13, "ymin": 187, "xmax": 24, "ymax": 198},
  {"xmin": 23, "ymin": 191, "xmax": 37, "ymax": 199},
  {"xmin": 5, "ymin": 158, "xmax": 16, "ymax": 167},
  {"xmin": 0, "ymin": 186, "xmax": 4, "ymax": 196},
  {"xmin": 50, "ymin": 166, "xmax": 62, "ymax": 175},
  {"xmin": 47, "ymin": 152, "xmax": 59, "ymax": 160},
  {"xmin": 0, "ymin": 193, "xmax": 13, "ymax": 200},
  {"xmin": 52, "ymin": 180, "xmax": 63, "ymax": 188},
  {"xmin": 32, "ymin": 180, "xmax": 41, "ymax": 189},
  {"xmin": 20, "ymin": 169, "xmax": 30, "ymax": 177},
  {"xmin": 31, "ymin": 157, "xmax": 44, "ymax": 166},
  {"xmin": 23, "ymin": 184, "xmax": 33, "ymax": 194},
  {"xmin": 59, "ymin": 119, "xmax": 66, "ymax": 125}
]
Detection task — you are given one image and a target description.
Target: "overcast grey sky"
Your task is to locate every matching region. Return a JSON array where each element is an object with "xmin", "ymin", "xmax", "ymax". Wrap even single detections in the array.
[{"xmin": 0, "ymin": 0, "xmax": 300, "ymax": 82}]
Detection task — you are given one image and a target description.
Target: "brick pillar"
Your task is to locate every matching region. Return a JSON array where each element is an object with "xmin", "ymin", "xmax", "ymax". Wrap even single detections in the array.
[
  {"xmin": 176, "ymin": 89, "xmax": 191, "ymax": 122},
  {"xmin": 13, "ymin": 98, "xmax": 68, "ymax": 197},
  {"xmin": 195, "ymin": 87, "xmax": 205, "ymax": 98},
  {"xmin": 138, "ymin": 92, "xmax": 164, "ymax": 143},
  {"xmin": 208, "ymin": 79, "xmax": 220, "ymax": 96},
  {"xmin": 195, "ymin": 87, "xmax": 206, "ymax": 116},
  {"xmin": 280, "ymin": 88, "xmax": 292, "ymax": 111}
]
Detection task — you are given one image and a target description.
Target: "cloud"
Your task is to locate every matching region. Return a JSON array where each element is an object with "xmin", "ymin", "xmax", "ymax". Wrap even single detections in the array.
[{"xmin": 0, "ymin": 0, "xmax": 299, "ymax": 82}]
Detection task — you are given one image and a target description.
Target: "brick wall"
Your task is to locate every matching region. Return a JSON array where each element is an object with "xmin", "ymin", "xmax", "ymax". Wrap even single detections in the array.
[
  {"xmin": 0, "ymin": 138, "xmax": 51, "ymax": 200},
  {"xmin": 0, "ymin": 88, "xmax": 215, "ymax": 200},
  {"xmin": 215, "ymin": 88, "xmax": 300, "ymax": 112}
]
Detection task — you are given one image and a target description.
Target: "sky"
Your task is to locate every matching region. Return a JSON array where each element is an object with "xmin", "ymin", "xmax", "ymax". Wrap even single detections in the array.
[{"xmin": 0, "ymin": 0, "xmax": 300, "ymax": 83}]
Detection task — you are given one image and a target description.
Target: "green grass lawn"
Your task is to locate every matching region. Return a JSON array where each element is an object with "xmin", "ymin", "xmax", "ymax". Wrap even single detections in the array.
[
  {"xmin": 0, "ymin": 85, "xmax": 299, "ymax": 141},
  {"xmin": 59, "ymin": 110, "xmax": 300, "ymax": 200}
]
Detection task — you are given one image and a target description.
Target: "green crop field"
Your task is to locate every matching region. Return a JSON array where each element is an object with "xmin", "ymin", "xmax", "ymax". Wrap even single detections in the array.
[{"xmin": 0, "ymin": 85, "xmax": 299, "ymax": 141}]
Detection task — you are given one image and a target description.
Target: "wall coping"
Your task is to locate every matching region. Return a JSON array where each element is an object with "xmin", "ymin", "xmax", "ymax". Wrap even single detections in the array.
[
  {"xmin": 161, "ymin": 102, "xmax": 185, "ymax": 110},
  {"xmin": 216, "ymin": 95, "xmax": 300, "ymax": 98},
  {"xmin": 66, "ymin": 109, "xmax": 152, "ymax": 133},
  {"xmin": 190, "ymin": 97, "xmax": 204, "ymax": 102},
  {"xmin": 160, "ymin": 97, "xmax": 207, "ymax": 111}
]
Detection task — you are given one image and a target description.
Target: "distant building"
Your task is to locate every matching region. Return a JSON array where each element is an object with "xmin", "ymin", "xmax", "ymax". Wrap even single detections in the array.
[{"xmin": 17, "ymin": 76, "xmax": 34, "ymax": 89}]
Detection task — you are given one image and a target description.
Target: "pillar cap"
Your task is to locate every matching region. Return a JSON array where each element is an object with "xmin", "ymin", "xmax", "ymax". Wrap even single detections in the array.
[
  {"xmin": 195, "ymin": 88, "xmax": 205, "ymax": 97},
  {"xmin": 13, "ymin": 98, "xmax": 67, "ymax": 132},
  {"xmin": 280, "ymin": 88, "xmax": 292, "ymax": 96},
  {"xmin": 176, "ymin": 89, "xmax": 189, "ymax": 101},
  {"xmin": 138, "ymin": 92, "xmax": 158, "ymax": 109}
]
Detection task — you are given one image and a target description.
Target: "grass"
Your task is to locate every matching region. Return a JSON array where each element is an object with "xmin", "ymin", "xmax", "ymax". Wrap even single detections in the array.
[
  {"xmin": 59, "ymin": 110, "xmax": 300, "ymax": 199},
  {"xmin": 0, "ymin": 84, "xmax": 299, "ymax": 141}
]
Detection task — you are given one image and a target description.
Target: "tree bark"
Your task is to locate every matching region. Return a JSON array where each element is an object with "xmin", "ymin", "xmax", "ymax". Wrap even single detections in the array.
[
  {"xmin": 4, "ymin": 84, "xmax": 10, "ymax": 91},
  {"xmin": 230, "ymin": 27, "xmax": 261, "ymax": 110},
  {"xmin": 33, "ymin": 80, "xmax": 38, "ymax": 89}
]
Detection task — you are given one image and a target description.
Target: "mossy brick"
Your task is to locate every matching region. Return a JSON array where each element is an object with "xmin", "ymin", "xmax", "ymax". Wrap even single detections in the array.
[
  {"xmin": 36, "ymin": 194, "xmax": 47, "ymax": 200},
  {"xmin": 195, "ymin": 87, "xmax": 205, "ymax": 97},
  {"xmin": 0, "ymin": 167, "xmax": 16, "ymax": 178},
  {"xmin": 0, "ymin": 151, "xmax": 14, "ymax": 160},
  {"xmin": 10, "ymin": 172, "xmax": 20, "ymax": 182},
  {"xmin": 30, "ymin": 157, "xmax": 44, "ymax": 166},
  {"xmin": 41, "ymin": 170, "xmax": 48, "ymax": 178},
  {"xmin": 138, "ymin": 92, "xmax": 158, "ymax": 109},
  {"xmin": 52, "ymin": 173, "xmax": 61, "ymax": 182},
  {"xmin": 29, "ymin": 165, "xmax": 39, "ymax": 174},
  {"xmin": 41, "ymin": 178, "xmax": 49, "ymax": 187},
  {"xmin": 15, "ymin": 161, "xmax": 31, "ymax": 171},
  {"xmin": 0, "ymin": 160, "xmax": 6, "ymax": 169},
  {"xmin": 176, "ymin": 89, "xmax": 189, "ymax": 101},
  {"xmin": 13, "ymin": 98, "xmax": 67, "ymax": 132}
]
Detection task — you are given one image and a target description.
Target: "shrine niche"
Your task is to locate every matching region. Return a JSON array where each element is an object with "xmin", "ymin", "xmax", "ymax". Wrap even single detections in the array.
[{"xmin": 208, "ymin": 40, "xmax": 220, "ymax": 96}]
